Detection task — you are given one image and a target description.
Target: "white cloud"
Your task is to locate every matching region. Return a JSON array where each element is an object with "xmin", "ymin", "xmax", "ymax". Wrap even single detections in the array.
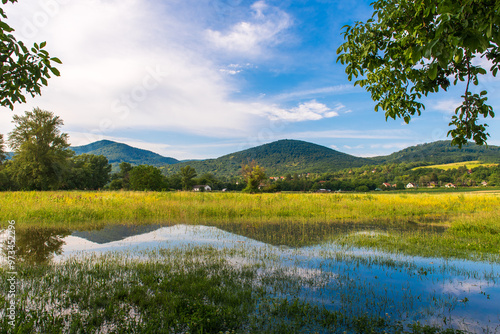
[
  {"xmin": 274, "ymin": 85, "xmax": 354, "ymax": 101},
  {"xmin": 433, "ymin": 99, "xmax": 461, "ymax": 115},
  {"xmin": 290, "ymin": 129, "xmax": 410, "ymax": 140},
  {"xmin": 343, "ymin": 145, "xmax": 364, "ymax": 150},
  {"xmin": 205, "ymin": 1, "xmax": 291, "ymax": 56},
  {"xmin": 369, "ymin": 142, "xmax": 415, "ymax": 150},
  {"xmin": 0, "ymin": 0, "xmax": 270, "ymax": 139},
  {"xmin": 253, "ymin": 100, "xmax": 341, "ymax": 122},
  {"xmin": 0, "ymin": 0, "xmax": 322, "ymax": 144}
]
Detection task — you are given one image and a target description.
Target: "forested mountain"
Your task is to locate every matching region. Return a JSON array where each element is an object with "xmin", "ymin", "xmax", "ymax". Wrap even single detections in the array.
[
  {"xmin": 68, "ymin": 139, "xmax": 500, "ymax": 178},
  {"xmin": 370, "ymin": 141, "xmax": 500, "ymax": 165},
  {"xmin": 163, "ymin": 139, "xmax": 370, "ymax": 177},
  {"xmin": 71, "ymin": 140, "xmax": 179, "ymax": 168}
]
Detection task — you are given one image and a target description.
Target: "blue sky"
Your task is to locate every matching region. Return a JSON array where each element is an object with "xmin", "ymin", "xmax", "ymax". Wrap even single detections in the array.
[{"xmin": 1, "ymin": 0, "xmax": 499, "ymax": 160}]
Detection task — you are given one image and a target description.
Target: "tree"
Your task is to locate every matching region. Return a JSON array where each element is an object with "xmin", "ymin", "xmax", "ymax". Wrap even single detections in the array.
[
  {"xmin": 108, "ymin": 162, "xmax": 133, "ymax": 190},
  {"xmin": 129, "ymin": 164, "xmax": 164, "ymax": 191},
  {"xmin": 242, "ymin": 160, "xmax": 266, "ymax": 193},
  {"xmin": 180, "ymin": 165, "xmax": 197, "ymax": 190},
  {"xmin": 1, "ymin": 0, "xmax": 62, "ymax": 109},
  {"xmin": 337, "ymin": 0, "xmax": 498, "ymax": 147},
  {"xmin": 0, "ymin": 133, "xmax": 5, "ymax": 163},
  {"xmin": 66, "ymin": 154, "xmax": 111, "ymax": 190},
  {"xmin": 8, "ymin": 107, "xmax": 72, "ymax": 190}
]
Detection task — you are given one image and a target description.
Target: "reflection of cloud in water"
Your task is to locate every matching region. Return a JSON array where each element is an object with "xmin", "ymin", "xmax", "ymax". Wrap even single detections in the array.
[
  {"xmin": 16, "ymin": 224, "xmax": 500, "ymax": 332},
  {"xmin": 0, "ymin": 229, "xmax": 10, "ymax": 266},
  {"xmin": 58, "ymin": 225, "xmax": 269, "ymax": 260},
  {"xmin": 441, "ymin": 279, "xmax": 487, "ymax": 295}
]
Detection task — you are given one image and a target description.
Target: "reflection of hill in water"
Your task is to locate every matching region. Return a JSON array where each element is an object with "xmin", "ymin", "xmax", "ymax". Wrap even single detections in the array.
[
  {"xmin": 72, "ymin": 224, "xmax": 164, "ymax": 244},
  {"xmin": 209, "ymin": 221, "xmax": 448, "ymax": 248},
  {"xmin": 72, "ymin": 222, "xmax": 447, "ymax": 248}
]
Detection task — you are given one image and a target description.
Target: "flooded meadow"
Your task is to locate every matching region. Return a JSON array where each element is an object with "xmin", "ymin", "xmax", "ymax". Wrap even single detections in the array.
[{"xmin": 1, "ymin": 191, "xmax": 499, "ymax": 333}]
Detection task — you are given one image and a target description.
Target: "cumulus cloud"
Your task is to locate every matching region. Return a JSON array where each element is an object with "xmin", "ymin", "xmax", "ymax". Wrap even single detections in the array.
[
  {"xmin": 205, "ymin": 1, "xmax": 291, "ymax": 56},
  {"xmin": 253, "ymin": 100, "xmax": 341, "ymax": 122},
  {"xmin": 1, "ymin": 0, "xmax": 274, "ymax": 142},
  {"xmin": 0, "ymin": 0, "xmax": 351, "ymax": 153},
  {"xmin": 433, "ymin": 99, "xmax": 461, "ymax": 115}
]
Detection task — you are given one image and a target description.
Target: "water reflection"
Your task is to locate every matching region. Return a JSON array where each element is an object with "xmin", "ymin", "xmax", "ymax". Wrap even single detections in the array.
[
  {"xmin": 0, "ymin": 227, "xmax": 71, "ymax": 265},
  {"xmin": 1, "ymin": 223, "xmax": 498, "ymax": 332},
  {"xmin": 211, "ymin": 221, "xmax": 447, "ymax": 247},
  {"xmin": 49, "ymin": 224, "xmax": 499, "ymax": 332}
]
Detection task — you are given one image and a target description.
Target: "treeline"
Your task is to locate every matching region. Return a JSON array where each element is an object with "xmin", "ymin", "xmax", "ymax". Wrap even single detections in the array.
[
  {"xmin": 264, "ymin": 162, "xmax": 500, "ymax": 192},
  {"xmin": 106, "ymin": 162, "xmax": 245, "ymax": 191}
]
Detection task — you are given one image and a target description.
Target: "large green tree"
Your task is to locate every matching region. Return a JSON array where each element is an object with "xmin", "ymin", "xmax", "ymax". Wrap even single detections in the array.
[
  {"xmin": 8, "ymin": 107, "xmax": 73, "ymax": 190},
  {"xmin": 180, "ymin": 165, "xmax": 197, "ymax": 190},
  {"xmin": 129, "ymin": 164, "xmax": 164, "ymax": 191},
  {"xmin": 1, "ymin": 0, "xmax": 61, "ymax": 109},
  {"xmin": 337, "ymin": 0, "xmax": 499, "ymax": 147}
]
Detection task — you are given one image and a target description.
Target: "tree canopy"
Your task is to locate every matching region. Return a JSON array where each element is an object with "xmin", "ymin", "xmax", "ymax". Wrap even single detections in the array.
[
  {"xmin": 337, "ymin": 0, "xmax": 499, "ymax": 147},
  {"xmin": 129, "ymin": 164, "xmax": 164, "ymax": 191},
  {"xmin": 242, "ymin": 160, "xmax": 266, "ymax": 193},
  {"xmin": 8, "ymin": 107, "xmax": 72, "ymax": 190},
  {"xmin": 180, "ymin": 165, "xmax": 197, "ymax": 190},
  {"xmin": 1, "ymin": 0, "xmax": 61, "ymax": 109}
]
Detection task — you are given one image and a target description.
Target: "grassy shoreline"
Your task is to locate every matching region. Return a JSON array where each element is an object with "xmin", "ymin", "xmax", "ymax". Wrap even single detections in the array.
[{"xmin": 1, "ymin": 191, "xmax": 499, "ymax": 261}]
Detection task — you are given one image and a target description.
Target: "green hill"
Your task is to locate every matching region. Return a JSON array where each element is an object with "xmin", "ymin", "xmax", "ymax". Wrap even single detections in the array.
[
  {"xmin": 71, "ymin": 140, "xmax": 179, "ymax": 168},
  {"xmin": 370, "ymin": 140, "xmax": 500, "ymax": 165},
  {"xmin": 163, "ymin": 139, "xmax": 370, "ymax": 177},
  {"xmin": 68, "ymin": 139, "xmax": 500, "ymax": 178}
]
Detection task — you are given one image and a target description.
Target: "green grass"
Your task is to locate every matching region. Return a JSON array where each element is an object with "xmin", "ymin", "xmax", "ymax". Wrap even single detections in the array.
[
  {"xmin": 0, "ymin": 191, "xmax": 499, "ymax": 227},
  {"xmin": 1, "ymin": 191, "xmax": 499, "ymax": 261}
]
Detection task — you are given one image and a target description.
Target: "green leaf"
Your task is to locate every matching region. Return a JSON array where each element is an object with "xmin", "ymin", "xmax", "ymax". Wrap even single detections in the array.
[
  {"xmin": 0, "ymin": 21, "xmax": 14, "ymax": 32},
  {"xmin": 49, "ymin": 67, "xmax": 60, "ymax": 76},
  {"xmin": 428, "ymin": 63, "xmax": 438, "ymax": 80},
  {"xmin": 50, "ymin": 57, "xmax": 62, "ymax": 64},
  {"xmin": 411, "ymin": 48, "xmax": 421, "ymax": 64}
]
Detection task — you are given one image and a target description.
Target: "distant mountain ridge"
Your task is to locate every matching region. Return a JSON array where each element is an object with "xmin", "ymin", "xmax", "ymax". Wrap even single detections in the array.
[
  {"xmin": 371, "ymin": 140, "xmax": 500, "ymax": 165},
  {"xmin": 70, "ymin": 140, "xmax": 179, "ymax": 167},
  {"xmin": 69, "ymin": 139, "xmax": 500, "ymax": 177},
  {"xmin": 163, "ymin": 139, "xmax": 370, "ymax": 177}
]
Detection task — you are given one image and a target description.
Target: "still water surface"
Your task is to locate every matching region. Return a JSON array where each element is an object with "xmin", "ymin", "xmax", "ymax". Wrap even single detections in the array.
[{"xmin": 1, "ymin": 223, "xmax": 499, "ymax": 332}]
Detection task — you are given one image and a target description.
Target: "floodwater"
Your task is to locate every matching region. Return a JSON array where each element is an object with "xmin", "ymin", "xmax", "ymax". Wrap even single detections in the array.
[{"xmin": 1, "ymin": 223, "xmax": 499, "ymax": 332}]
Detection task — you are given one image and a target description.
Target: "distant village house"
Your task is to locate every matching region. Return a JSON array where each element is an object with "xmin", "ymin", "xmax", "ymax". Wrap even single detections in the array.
[{"xmin": 193, "ymin": 185, "xmax": 212, "ymax": 192}]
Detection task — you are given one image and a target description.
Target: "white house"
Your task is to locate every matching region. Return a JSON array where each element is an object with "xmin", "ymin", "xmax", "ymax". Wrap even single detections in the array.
[
  {"xmin": 406, "ymin": 183, "xmax": 416, "ymax": 188},
  {"xmin": 193, "ymin": 185, "xmax": 212, "ymax": 192}
]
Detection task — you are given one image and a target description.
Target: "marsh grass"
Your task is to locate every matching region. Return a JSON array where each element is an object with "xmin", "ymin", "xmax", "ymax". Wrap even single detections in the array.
[
  {"xmin": 1, "ymin": 191, "xmax": 499, "ymax": 260},
  {"xmin": 0, "ymin": 246, "xmax": 476, "ymax": 333}
]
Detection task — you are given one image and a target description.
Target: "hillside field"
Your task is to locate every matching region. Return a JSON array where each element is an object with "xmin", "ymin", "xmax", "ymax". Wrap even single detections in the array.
[{"xmin": 413, "ymin": 160, "xmax": 499, "ymax": 170}]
